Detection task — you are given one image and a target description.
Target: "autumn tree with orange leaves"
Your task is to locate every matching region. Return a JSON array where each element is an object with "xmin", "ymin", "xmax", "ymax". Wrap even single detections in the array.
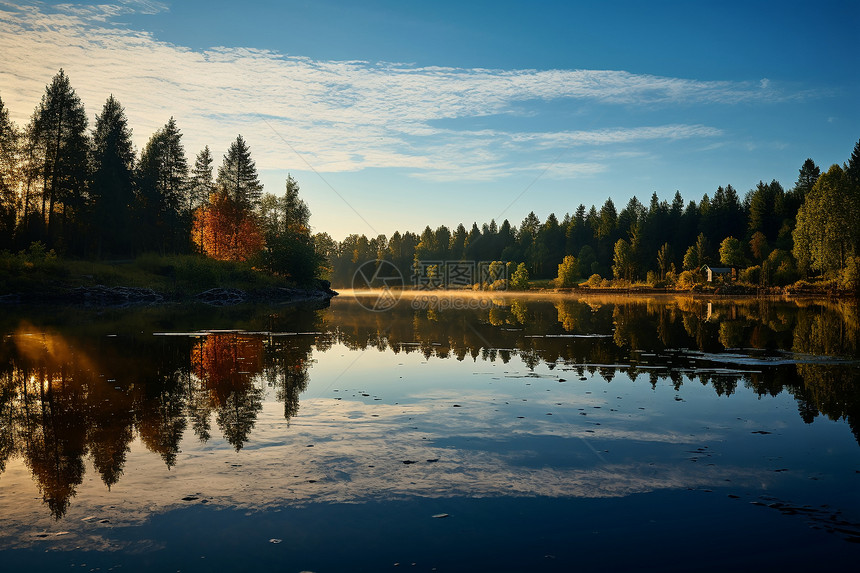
[
  {"xmin": 192, "ymin": 191, "xmax": 263, "ymax": 260},
  {"xmin": 192, "ymin": 135, "xmax": 264, "ymax": 261}
]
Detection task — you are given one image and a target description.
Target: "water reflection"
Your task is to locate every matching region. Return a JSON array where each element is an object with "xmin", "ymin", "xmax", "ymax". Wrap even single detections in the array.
[
  {"xmin": 0, "ymin": 295, "xmax": 858, "ymax": 520},
  {"xmin": 352, "ymin": 295, "xmax": 860, "ymax": 435},
  {"xmin": 0, "ymin": 321, "xmax": 316, "ymax": 518}
]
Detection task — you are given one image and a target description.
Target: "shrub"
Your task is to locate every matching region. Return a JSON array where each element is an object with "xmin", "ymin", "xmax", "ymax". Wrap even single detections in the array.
[
  {"xmin": 586, "ymin": 273, "xmax": 603, "ymax": 288},
  {"xmin": 738, "ymin": 266, "xmax": 761, "ymax": 285},
  {"xmin": 556, "ymin": 255, "xmax": 579, "ymax": 288},
  {"xmin": 765, "ymin": 249, "xmax": 799, "ymax": 286},
  {"xmin": 677, "ymin": 270, "xmax": 696, "ymax": 290},
  {"xmin": 509, "ymin": 263, "xmax": 530, "ymax": 291},
  {"xmin": 842, "ymin": 257, "xmax": 860, "ymax": 292}
]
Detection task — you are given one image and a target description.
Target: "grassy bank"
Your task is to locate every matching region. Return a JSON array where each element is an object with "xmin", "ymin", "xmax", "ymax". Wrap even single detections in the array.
[
  {"xmin": 0, "ymin": 245, "xmax": 320, "ymax": 301},
  {"xmin": 531, "ymin": 278, "xmax": 856, "ymax": 298}
]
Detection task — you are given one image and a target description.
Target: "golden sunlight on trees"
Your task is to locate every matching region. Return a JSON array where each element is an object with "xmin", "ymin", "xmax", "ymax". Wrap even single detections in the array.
[
  {"xmin": 191, "ymin": 191, "xmax": 263, "ymax": 261},
  {"xmin": 191, "ymin": 135, "xmax": 266, "ymax": 262}
]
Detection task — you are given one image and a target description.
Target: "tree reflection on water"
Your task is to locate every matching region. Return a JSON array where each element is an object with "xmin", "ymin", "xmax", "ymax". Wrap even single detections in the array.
[
  {"xmin": 0, "ymin": 296, "xmax": 858, "ymax": 518},
  {"xmin": 0, "ymin": 320, "xmax": 315, "ymax": 518}
]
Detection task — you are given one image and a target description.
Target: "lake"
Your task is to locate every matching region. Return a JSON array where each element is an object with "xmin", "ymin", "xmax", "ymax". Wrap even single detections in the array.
[{"xmin": 1, "ymin": 292, "xmax": 859, "ymax": 571}]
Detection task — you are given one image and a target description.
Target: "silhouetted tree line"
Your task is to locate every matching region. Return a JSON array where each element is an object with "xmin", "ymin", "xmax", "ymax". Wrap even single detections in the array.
[
  {"xmin": 0, "ymin": 70, "xmax": 321, "ymax": 282},
  {"xmin": 316, "ymin": 140, "xmax": 860, "ymax": 289}
]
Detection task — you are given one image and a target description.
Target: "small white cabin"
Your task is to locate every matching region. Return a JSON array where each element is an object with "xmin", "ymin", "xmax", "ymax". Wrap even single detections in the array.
[{"xmin": 702, "ymin": 265, "xmax": 735, "ymax": 283}]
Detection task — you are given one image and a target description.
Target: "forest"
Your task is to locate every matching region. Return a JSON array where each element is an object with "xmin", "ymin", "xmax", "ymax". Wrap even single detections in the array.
[
  {"xmin": 316, "ymin": 141, "xmax": 860, "ymax": 291},
  {"xmin": 1, "ymin": 70, "xmax": 859, "ymax": 294},
  {"xmin": 0, "ymin": 70, "xmax": 322, "ymax": 285}
]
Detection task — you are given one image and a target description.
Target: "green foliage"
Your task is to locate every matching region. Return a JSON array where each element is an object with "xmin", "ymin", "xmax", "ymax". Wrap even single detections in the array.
[
  {"xmin": 253, "ymin": 176, "xmax": 322, "ymax": 283},
  {"xmin": 682, "ymin": 245, "xmax": 698, "ymax": 271},
  {"xmin": 841, "ymin": 257, "xmax": 860, "ymax": 292},
  {"xmin": 738, "ymin": 266, "xmax": 761, "ymax": 285},
  {"xmin": 576, "ymin": 245, "xmax": 597, "ymax": 278},
  {"xmin": 254, "ymin": 231, "xmax": 322, "ymax": 284},
  {"xmin": 556, "ymin": 255, "xmax": 579, "ymax": 287},
  {"xmin": 136, "ymin": 117, "xmax": 189, "ymax": 253},
  {"xmin": 793, "ymin": 164, "xmax": 858, "ymax": 276},
  {"xmin": 189, "ymin": 146, "xmax": 215, "ymax": 214},
  {"xmin": 0, "ymin": 242, "xmax": 66, "ymax": 290},
  {"xmin": 509, "ymin": 262, "xmax": 530, "ymax": 290},
  {"xmin": 694, "ymin": 233, "xmax": 708, "ymax": 268},
  {"xmin": 677, "ymin": 270, "xmax": 696, "ymax": 290},
  {"xmin": 20, "ymin": 241, "xmax": 56, "ymax": 263},
  {"xmin": 748, "ymin": 179, "xmax": 785, "ymax": 242},
  {"xmin": 762, "ymin": 249, "xmax": 799, "ymax": 286},
  {"xmin": 586, "ymin": 273, "xmax": 603, "ymax": 287},
  {"xmin": 217, "ymin": 135, "xmax": 262, "ymax": 210},
  {"xmin": 683, "ymin": 233, "xmax": 709, "ymax": 271},
  {"xmin": 788, "ymin": 158, "xmax": 820, "ymax": 217},
  {"xmin": 134, "ymin": 254, "xmax": 278, "ymax": 291},
  {"xmin": 664, "ymin": 269, "xmax": 677, "ymax": 286},
  {"xmin": 612, "ymin": 239, "xmax": 635, "ymax": 280},
  {"xmin": 718, "ymin": 236, "xmax": 746, "ymax": 267}
]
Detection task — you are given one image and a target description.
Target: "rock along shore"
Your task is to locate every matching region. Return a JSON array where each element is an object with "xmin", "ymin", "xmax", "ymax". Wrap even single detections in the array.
[{"xmin": 0, "ymin": 280, "xmax": 338, "ymax": 308}]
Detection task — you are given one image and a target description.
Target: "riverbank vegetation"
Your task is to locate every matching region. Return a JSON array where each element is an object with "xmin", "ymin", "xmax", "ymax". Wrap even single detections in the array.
[
  {"xmin": 0, "ymin": 70, "xmax": 325, "ymax": 295},
  {"xmin": 316, "ymin": 141, "xmax": 860, "ymax": 296}
]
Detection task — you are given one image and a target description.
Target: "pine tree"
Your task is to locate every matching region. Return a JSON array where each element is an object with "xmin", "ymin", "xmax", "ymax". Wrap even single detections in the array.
[
  {"xmin": 786, "ymin": 158, "xmax": 821, "ymax": 219},
  {"xmin": 216, "ymin": 135, "xmax": 262, "ymax": 210},
  {"xmin": 747, "ymin": 180, "xmax": 785, "ymax": 242},
  {"xmin": 32, "ymin": 69, "xmax": 89, "ymax": 246},
  {"xmin": 0, "ymin": 94, "xmax": 20, "ymax": 245},
  {"xmin": 89, "ymin": 95, "xmax": 135, "ymax": 256},
  {"xmin": 795, "ymin": 158, "xmax": 821, "ymax": 196},
  {"xmin": 450, "ymin": 223, "xmax": 467, "ymax": 261},
  {"xmin": 847, "ymin": 139, "xmax": 860, "ymax": 188},
  {"xmin": 189, "ymin": 146, "xmax": 215, "ymax": 214},
  {"xmin": 136, "ymin": 117, "xmax": 189, "ymax": 252},
  {"xmin": 189, "ymin": 146, "xmax": 215, "ymax": 251}
]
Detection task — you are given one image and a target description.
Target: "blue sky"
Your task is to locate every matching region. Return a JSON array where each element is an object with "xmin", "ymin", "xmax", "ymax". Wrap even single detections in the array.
[{"xmin": 1, "ymin": 0, "xmax": 858, "ymax": 239}]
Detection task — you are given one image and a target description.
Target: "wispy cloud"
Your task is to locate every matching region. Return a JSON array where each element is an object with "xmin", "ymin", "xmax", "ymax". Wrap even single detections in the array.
[{"xmin": 0, "ymin": 1, "xmax": 790, "ymax": 182}]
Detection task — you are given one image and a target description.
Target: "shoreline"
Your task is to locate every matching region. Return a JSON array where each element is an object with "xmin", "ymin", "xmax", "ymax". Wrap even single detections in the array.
[{"xmin": 0, "ymin": 282, "xmax": 339, "ymax": 308}]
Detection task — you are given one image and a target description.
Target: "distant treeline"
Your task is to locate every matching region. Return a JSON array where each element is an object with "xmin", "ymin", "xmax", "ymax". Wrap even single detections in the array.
[
  {"xmin": 0, "ymin": 70, "xmax": 321, "ymax": 283},
  {"xmin": 316, "ymin": 140, "xmax": 860, "ymax": 290}
]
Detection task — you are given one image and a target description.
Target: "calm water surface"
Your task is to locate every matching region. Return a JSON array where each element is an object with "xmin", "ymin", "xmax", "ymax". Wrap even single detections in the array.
[{"xmin": 1, "ymin": 293, "xmax": 859, "ymax": 571}]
